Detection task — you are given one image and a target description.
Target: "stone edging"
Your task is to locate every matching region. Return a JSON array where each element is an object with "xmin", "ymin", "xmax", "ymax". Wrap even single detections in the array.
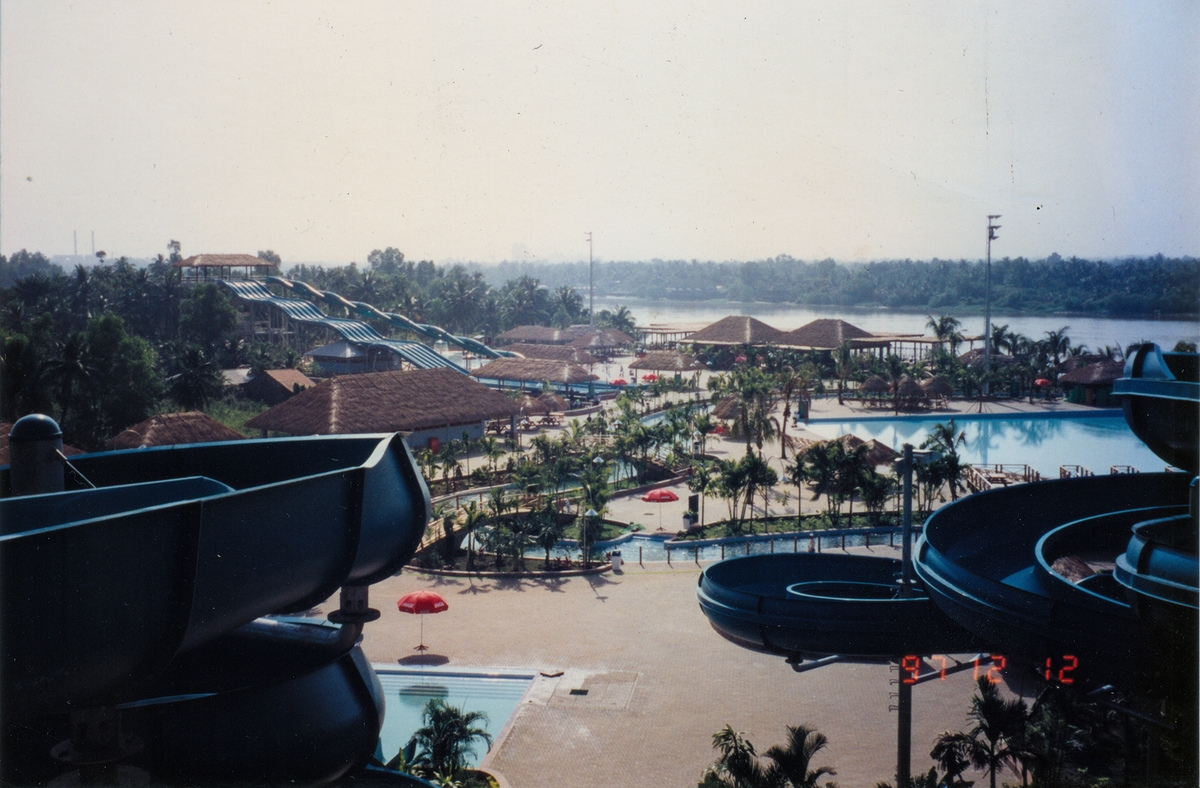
[{"xmin": 405, "ymin": 563, "xmax": 612, "ymax": 578}]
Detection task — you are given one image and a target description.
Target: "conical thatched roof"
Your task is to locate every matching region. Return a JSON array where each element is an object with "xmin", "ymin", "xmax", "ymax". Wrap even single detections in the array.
[
  {"xmin": 688, "ymin": 316, "xmax": 783, "ymax": 346},
  {"xmin": 568, "ymin": 329, "xmax": 634, "ymax": 350},
  {"xmin": 863, "ymin": 439, "xmax": 899, "ymax": 467},
  {"xmin": 629, "ymin": 350, "xmax": 705, "ymax": 372},
  {"xmin": 245, "ymin": 368, "xmax": 522, "ymax": 435},
  {"xmin": 105, "ymin": 412, "xmax": 245, "ymax": 450},
  {"xmin": 896, "ymin": 376, "xmax": 926, "ymax": 398},
  {"xmin": 506, "ymin": 344, "xmax": 601, "ymax": 366},
  {"xmin": 838, "ymin": 434, "xmax": 866, "ymax": 451},
  {"xmin": 1, "ymin": 422, "xmax": 84, "ymax": 465},
  {"xmin": 861, "ymin": 375, "xmax": 890, "ymax": 393},
  {"xmin": 538, "ymin": 393, "xmax": 570, "ymax": 411},
  {"xmin": 1059, "ymin": 359, "xmax": 1124, "ymax": 386},
  {"xmin": 712, "ymin": 395, "xmax": 742, "ymax": 420},
  {"xmin": 515, "ymin": 394, "xmax": 551, "ymax": 415},
  {"xmin": 921, "ymin": 375, "xmax": 954, "ymax": 398},
  {"xmin": 471, "ymin": 358, "xmax": 599, "ymax": 385},
  {"xmin": 776, "ymin": 319, "xmax": 885, "ymax": 350}
]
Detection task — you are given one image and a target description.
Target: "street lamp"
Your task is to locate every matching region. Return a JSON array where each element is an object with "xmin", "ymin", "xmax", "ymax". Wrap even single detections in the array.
[
  {"xmin": 893, "ymin": 444, "xmax": 941, "ymax": 597},
  {"xmin": 983, "ymin": 215, "xmax": 1001, "ymax": 396},
  {"xmin": 584, "ymin": 508, "xmax": 599, "ymax": 568}
]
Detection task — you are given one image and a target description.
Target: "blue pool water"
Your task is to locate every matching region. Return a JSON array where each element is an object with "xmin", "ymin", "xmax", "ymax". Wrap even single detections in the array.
[
  {"xmin": 534, "ymin": 531, "xmax": 890, "ymax": 563},
  {"xmin": 375, "ymin": 667, "xmax": 534, "ymax": 768},
  {"xmin": 805, "ymin": 414, "xmax": 1165, "ymax": 477}
]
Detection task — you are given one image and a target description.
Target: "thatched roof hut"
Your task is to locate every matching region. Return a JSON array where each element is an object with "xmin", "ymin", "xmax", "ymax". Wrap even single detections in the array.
[
  {"xmin": 538, "ymin": 393, "xmax": 570, "ymax": 411},
  {"xmin": 172, "ymin": 253, "xmax": 278, "ymax": 279},
  {"xmin": 629, "ymin": 350, "xmax": 705, "ymax": 372},
  {"xmin": 569, "ymin": 329, "xmax": 634, "ymax": 351},
  {"xmin": 1059, "ymin": 359, "xmax": 1124, "ymax": 386},
  {"xmin": 896, "ymin": 376, "xmax": 926, "ymax": 400},
  {"xmin": 711, "ymin": 395, "xmax": 742, "ymax": 421},
  {"xmin": 244, "ymin": 368, "xmax": 521, "ymax": 436},
  {"xmin": 1, "ymin": 422, "xmax": 84, "ymax": 465},
  {"xmin": 493, "ymin": 325, "xmax": 577, "ymax": 346},
  {"xmin": 471, "ymin": 358, "xmax": 598, "ymax": 385},
  {"xmin": 863, "ymin": 439, "xmax": 899, "ymax": 467},
  {"xmin": 688, "ymin": 316, "xmax": 783, "ymax": 346},
  {"xmin": 921, "ymin": 375, "xmax": 954, "ymax": 399},
  {"xmin": 776, "ymin": 319, "xmax": 888, "ymax": 351},
  {"xmin": 105, "ymin": 412, "xmax": 245, "ymax": 450},
  {"xmin": 861, "ymin": 375, "xmax": 890, "ymax": 394},
  {"xmin": 515, "ymin": 394, "xmax": 551, "ymax": 415},
  {"xmin": 506, "ymin": 344, "xmax": 601, "ymax": 366}
]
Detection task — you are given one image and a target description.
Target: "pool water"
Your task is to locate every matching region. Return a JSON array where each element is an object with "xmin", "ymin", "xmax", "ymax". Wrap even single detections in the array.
[
  {"xmin": 805, "ymin": 414, "xmax": 1165, "ymax": 477},
  {"xmin": 533, "ymin": 531, "xmax": 892, "ymax": 563},
  {"xmin": 375, "ymin": 668, "xmax": 534, "ymax": 768}
]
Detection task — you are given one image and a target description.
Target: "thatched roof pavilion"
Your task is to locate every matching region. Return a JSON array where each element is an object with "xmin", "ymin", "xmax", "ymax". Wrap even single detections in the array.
[
  {"xmin": 172, "ymin": 253, "xmax": 278, "ymax": 281},
  {"xmin": 471, "ymin": 358, "xmax": 598, "ymax": 386},
  {"xmin": 244, "ymin": 368, "xmax": 521, "ymax": 436},
  {"xmin": 506, "ymin": 344, "xmax": 601, "ymax": 366},
  {"xmin": 862, "ymin": 439, "xmax": 899, "ymax": 467},
  {"xmin": 861, "ymin": 375, "xmax": 890, "ymax": 394},
  {"xmin": 629, "ymin": 350, "xmax": 705, "ymax": 372},
  {"xmin": 1059, "ymin": 359, "xmax": 1124, "ymax": 386},
  {"xmin": 712, "ymin": 395, "xmax": 742, "ymax": 421},
  {"xmin": 921, "ymin": 375, "xmax": 955, "ymax": 398},
  {"xmin": 515, "ymin": 394, "xmax": 551, "ymax": 415},
  {"xmin": 569, "ymin": 329, "xmax": 634, "ymax": 351},
  {"xmin": 105, "ymin": 412, "xmax": 245, "ymax": 450},
  {"xmin": 776, "ymin": 319, "xmax": 888, "ymax": 351},
  {"xmin": 493, "ymin": 325, "xmax": 577, "ymax": 346},
  {"xmin": 688, "ymin": 316, "xmax": 783, "ymax": 346},
  {"xmin": 538, "ymin": 393, "xmax": 570, "ymax": 411}
]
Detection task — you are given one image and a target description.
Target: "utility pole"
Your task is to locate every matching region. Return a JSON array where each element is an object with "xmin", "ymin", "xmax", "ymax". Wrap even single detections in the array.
[
  {"xmin": 587, "ymin": 232, "xmax": 594, "ymax": 329},
  {"xmin": 983, "ymin": 215, "xmax": 1001, "ymax": 395}
]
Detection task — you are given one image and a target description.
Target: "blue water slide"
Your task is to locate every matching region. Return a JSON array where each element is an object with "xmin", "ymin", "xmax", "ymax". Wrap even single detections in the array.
[
  {"xmin": 220, "ymin": 279, "xmax": 467, "ymax": 372},
  {"xmin": 697, "ymin": 553, "xmax": 980, "ymax": 658},
  {"xmin": 1, "ymin": 432, "xmax": 431, "ymax": 783},
  {"xmin": 264, "ymin": 275, "xmax": 517, "ymax": 359}
]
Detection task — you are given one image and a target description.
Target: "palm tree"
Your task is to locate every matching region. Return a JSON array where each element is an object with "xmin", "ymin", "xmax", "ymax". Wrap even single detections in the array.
[
  {"xmin": 932, "ymin": 677, "xmax": 1030, "ymax": 788},
  {"xmin": 834, "ymin": 340, "xmax": 855, "ymax": 405},
  {"xmin": 1043, "ymin": 326, "xmax": 1071, "ymax": 368},
  {"xmin": 701, "ymin": 725, "xmax": 769, "ymax": 788},
  {"xmin": 43, "ymin": 332, "xmax": 94, "ymax": 428},
  {"xmin": 409, "ymin": 699, "xmax": 492, "ymax": 780},
  {"xmin": 461, "ymin": 502, "xmax": 488, "ymax": 571},
  {"xmin": 762, "ymin": 725, "xmax": 837, "ymax": 788},
  {"xmin": 922, "ymin": 420, "xmax": 969, "ymax": 501},
  {"xmin": 533, "ymin": 505, "xmax": 565, "ymax": 565},
  {"xmin": 926, "ymin": 314, "xmax": 963, "ymax": 355},
  {"xmin": 688, "ymin": 461, "xmax": 715, "ymax": 527}
]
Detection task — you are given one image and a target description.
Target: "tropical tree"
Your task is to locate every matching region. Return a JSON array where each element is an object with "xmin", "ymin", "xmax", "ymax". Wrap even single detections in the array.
[
  {"xmin": 1043, "ymin": 326, "xmax": 1071, "ymax": 368},
  {"xmin": 688, "ymin": 461, "xmax": 715, "ymax": 527},
  {"xmin": 461, "ymin": 502, "xmax": 488, "ymax": 571},
  {"xmin": 762, "ymin": 725, "xmax": 837, "ymax": 788},
  {"xmin": 833, "ymin": 340, "xmax": 856, "ymax": 405},
  {"xmin": 533, "ymin": 504, "xmax": 565, "ymax": 565},
  {"xmin": 165, "ymin": 344, "xmax": 224, "ymax": 411},
  {"xmin": 178, "ymin": 283, "xmax": 239, "ymax": 354},
  {"xmin": 408, "ymin": 699, "xmax": 492, "ymax": 780},
  {"xmin": 701, "ymin": 725, "xmax": 769, "ymax": 788},
  {"xmin": 43, "ymin": 332, "xmax": 93, "ymax": 427},
  {"xmin": 926, "ymin": 314, "xmax": 963, "ymax": 354},
  {"xmin": 932, "ymin": 677, "xmax": 1030, "ymax": 788},
  {"xmin": 857, "ymin": 467, "xmax": 896, "ymax": 527},
  {"xmin": 922, "ymin": 420, "xmax": 969, "ymax": 501}
]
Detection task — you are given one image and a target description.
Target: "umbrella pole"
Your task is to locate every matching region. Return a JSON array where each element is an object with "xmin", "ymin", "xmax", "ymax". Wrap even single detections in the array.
[{"xmin": 416, "ymin": 614, "xmax": 428, "ymax": 651}]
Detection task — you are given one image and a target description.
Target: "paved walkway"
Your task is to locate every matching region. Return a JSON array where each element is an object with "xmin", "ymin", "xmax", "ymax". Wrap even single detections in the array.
[{"xmin": 343, "ymin": 549, "xmax": 1006, "ymax": 788}]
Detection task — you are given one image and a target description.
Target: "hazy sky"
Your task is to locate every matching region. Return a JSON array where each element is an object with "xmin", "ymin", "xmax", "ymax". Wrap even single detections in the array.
[{"xmin": 2, "ymin": 2, "xmax": 1197, "ymax": 265}]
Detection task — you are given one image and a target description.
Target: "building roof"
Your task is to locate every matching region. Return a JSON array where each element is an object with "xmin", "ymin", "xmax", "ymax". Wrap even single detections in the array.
[
  {"xmin": 628, "ymin": 350, "xmax": 705, "ymax": 372},
  {"xmin": 172, "ymin": 253, "xmax": 277, "ymax": 269},
  {"xmin": 254, "ymin": 369, "xmax": 315, "ymax": 391},
  {"xmin": 0, "ymin": 422, "xmax": 84, "ymax": 465},
  {"xmin": 568, "ymin": 329, "xmax": 635, "ymax": 350},
  {"xmin": 105, "ymin": 412, "xmax": 246, "ymax": 450},
  {"xmin": 688, "ymin": 316, "xmax": 784, "ymax": 346},
  {"xmin": 470, "ymin": 358, "xmax": 599, "ymax": 385},
  {"xmin": 244, "ymin": 368, "xmax": 522, "ymax": 436},
  {"xmin": 506, "ymin": 344, "xmax": 601, "ymax": 366},
  {"xmin": 776, "ymin": 319, "xmax": 885, "ymax": 350},
  {"xmin": 493, "ymin": 325, "xmax": 576, "ymax": 345},
  {"xmin": 305, "ymin": 340, "xmax": 367, "ymax": 360},
  {"xmin": 1059, "ymin": 359, "xmax": 1124, "ymax": 386}
]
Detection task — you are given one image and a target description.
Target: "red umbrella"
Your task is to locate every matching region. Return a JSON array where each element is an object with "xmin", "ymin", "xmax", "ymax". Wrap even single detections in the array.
[
  {"xmin": 641, "ymin": 488, "xmax": 679, "ymax": 530},
  {"xmin": 611, "ymin": 378, "xmax": 628, "ymax": 386},
  {"xmin": 397, "ymin": 590, "xmax": 448, "ymax": 651},
  {"xmin": 641, "ymin": 373, "xmax": 658, "ymax": 382},
  {"xmin": 1034, "ymin": 378, "xmax": 1052, "ymax": 387}
]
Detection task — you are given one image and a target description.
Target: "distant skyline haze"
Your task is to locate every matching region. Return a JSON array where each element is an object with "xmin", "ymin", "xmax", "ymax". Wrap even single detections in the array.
[{"xmin": 2, "ymin": 2, "xmax": 1196, "ymax": 265}]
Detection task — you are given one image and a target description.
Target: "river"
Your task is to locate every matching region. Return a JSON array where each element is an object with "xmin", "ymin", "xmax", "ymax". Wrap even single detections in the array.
[{"xmin": 594, "ymin": 296, "xmax": 1198, "ymax": 353}]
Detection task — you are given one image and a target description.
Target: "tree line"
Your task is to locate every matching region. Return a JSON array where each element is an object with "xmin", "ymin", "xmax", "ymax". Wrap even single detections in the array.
[{"xmin": 488, "ymin": 254, "xmax": 1199, "ymax": 317}]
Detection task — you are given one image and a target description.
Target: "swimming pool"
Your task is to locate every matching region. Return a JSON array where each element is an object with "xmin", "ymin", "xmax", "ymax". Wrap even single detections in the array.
[
  {"xmin": 532, "ymin": 530, "xmax": 895, "ymax": 563},
  {"xmin": 804, "ymin": 413, "xmax": 1165, "ymax": 477},
  {"xmin": 374, "ymin": 667, "xmax": 534, "ymax": 768}
]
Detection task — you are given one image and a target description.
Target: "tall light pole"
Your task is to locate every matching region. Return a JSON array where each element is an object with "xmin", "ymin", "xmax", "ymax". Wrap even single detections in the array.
[
  {"xmin": 983, "ymin": 215, "xmax": 1001, "ymax": 395},
  {"xmin": 586, "ymin": 231, "xmax": 594, "ymax": 329}
]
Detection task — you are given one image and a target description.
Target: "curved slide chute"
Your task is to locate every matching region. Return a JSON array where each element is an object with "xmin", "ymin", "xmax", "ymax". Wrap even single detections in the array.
[
  {"xmin": 265, "ymin": 275, "xmax": 517, "ymax": 360},
  {"xmin": 222, "ymin": 279, "xmax": 467, "ymax": 373},
  {"xmin": 1, "ymin": 432, "xmax": 433, "ymax": 784}
]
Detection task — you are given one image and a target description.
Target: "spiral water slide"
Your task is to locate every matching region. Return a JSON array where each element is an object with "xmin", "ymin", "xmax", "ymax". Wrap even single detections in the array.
[
  {"xmin": 265, "ymin": 275, "xmax": 517, "ymax": 360},
  {"xmin": 698, "ymin": 344, "xmax": 1197, "ymax": 692},
  {"xmin": 1, "ymin": 431, "xmax": 434, "ymax": 785}
]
